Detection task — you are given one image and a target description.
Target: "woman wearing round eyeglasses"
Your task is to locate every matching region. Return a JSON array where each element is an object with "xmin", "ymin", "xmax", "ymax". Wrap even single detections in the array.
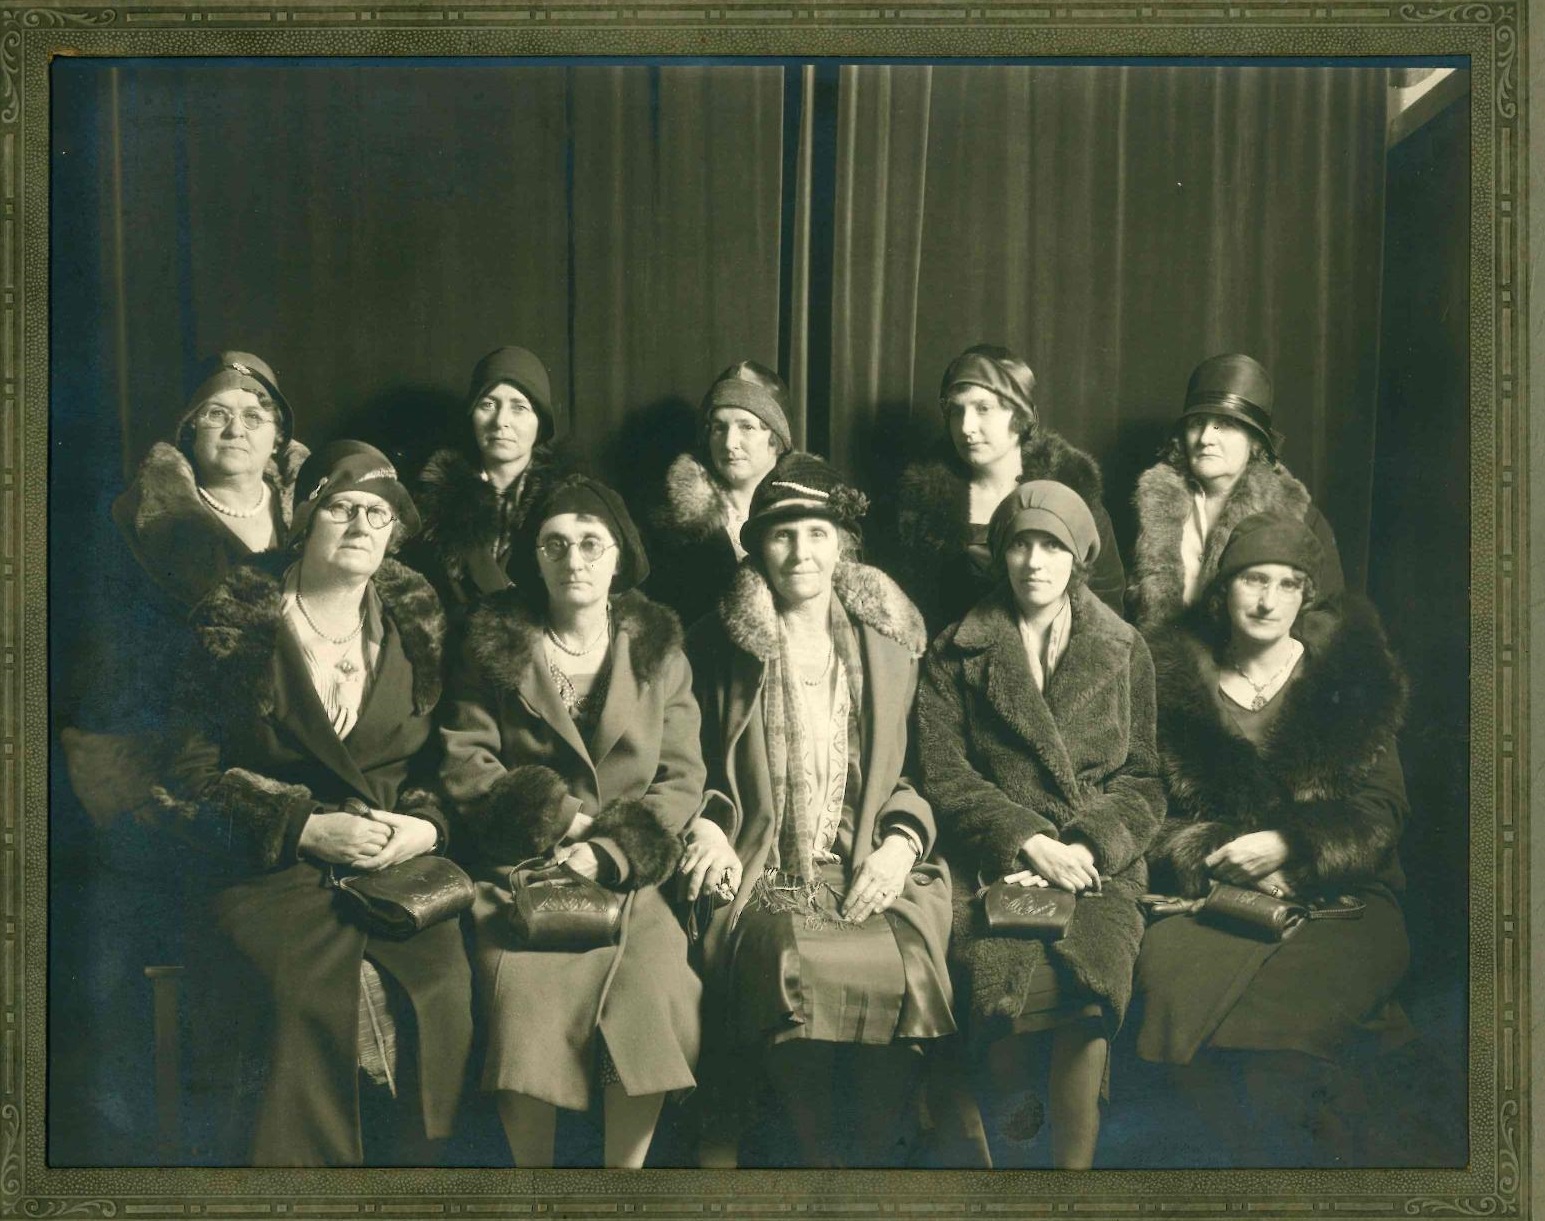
[
  {"xmin": 155, "ymin": 441, "xmax": 473, "ymax": 1166},
  {"xmin": 440, "ymin": 474, "xmax": 706, "ymax": 1168},
  {"xmin": 1133, "ymin": 514, "xmax": 1410, "ymax": 1165}
]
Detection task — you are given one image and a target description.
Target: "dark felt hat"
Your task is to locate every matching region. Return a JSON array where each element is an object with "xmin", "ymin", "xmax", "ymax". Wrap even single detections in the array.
[
  {"xmin": 178, "ymin": 350, "xmax": 294, "ymax": 442},
  {"xmin": 701, "ymin": 361, "xmax": 793, "ymax": 454},
  {"xmin": 510, "ymin": 474, "xmax": 650, "ymax": 595},
  {"xmin": 292, "ymin": 440, "xmax": 421, "ymax": 538},
  {"xmin": 1216, "ymin": 512, "xmax": 1323, "ymax": 585},
  {"xmin": 939, "ymin": 344, "xmax": 1038, "ymax": 426},
  {"xmin": 739, "ymin": 452, "xmax": 869, "ymax": 555},
  {"xmin": 467, "ymin": 346, "xmax": 558, "ymax": 442},
  {"xmin": 1178, "ymin": 353, "xmax": 1284, "ymax": 456},
  {"xmin": 988, "ymin": 479, "xmax": 1101, "ymax": 568}
]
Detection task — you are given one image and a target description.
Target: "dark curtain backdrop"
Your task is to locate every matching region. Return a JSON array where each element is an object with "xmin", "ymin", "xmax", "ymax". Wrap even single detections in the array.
[{"xmin": 830, "ymin": 65, "xmax": 1390, "ymax": 590}]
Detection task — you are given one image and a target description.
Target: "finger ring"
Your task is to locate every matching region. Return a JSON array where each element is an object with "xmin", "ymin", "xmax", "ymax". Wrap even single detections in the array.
[{"xmin": 1268, "ymin": 885, "xmax": 1282, "ymax": 897}]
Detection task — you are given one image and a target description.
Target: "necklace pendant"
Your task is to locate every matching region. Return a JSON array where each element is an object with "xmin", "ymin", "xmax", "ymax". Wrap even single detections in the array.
[
  {"xmin": 336, "ymin": 657, "xmax": 357, "ymax": 675},
  {"xmin": 1250, "ymin": 693, "xmax": 1266, "ymax": 712}
]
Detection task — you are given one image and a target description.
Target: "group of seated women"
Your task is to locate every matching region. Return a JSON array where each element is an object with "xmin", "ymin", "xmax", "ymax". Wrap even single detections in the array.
[{"xmin": 66, "ymin": 339, "xmax": 1412, "ymax": 1170}]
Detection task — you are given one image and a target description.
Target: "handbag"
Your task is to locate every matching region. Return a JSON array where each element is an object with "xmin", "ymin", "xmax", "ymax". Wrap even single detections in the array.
[
  {"xmin": 979, "ymin": 878, "xmax": 1081, "ymax": 940},
  {"xmin": 507, "ymin": 856, "xmax": 626, "ymax": 951},
  {"xmin": 1140, "ymin": 882, "xmax": 1367, "ymax": 943},
  {"xmin": 332, "ymin": 855, "xmax": 475, "ymax": 939}
]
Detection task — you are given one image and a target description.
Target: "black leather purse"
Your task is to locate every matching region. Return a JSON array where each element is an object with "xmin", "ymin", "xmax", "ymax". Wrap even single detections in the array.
[
  {"xmin": 979, "ymin": 880, "xmax": 1081, "ymax": 940},
  {"xmin": 1141, "ymin": 882, "xmax": 1366, "ymax": 943},
  {"xmin": 332, "ymin": 855, "xmax": 475, "ymax": 939},
  {"xmin": 507, "ymin": 856, "xmax": 626, "ymax": 951}
]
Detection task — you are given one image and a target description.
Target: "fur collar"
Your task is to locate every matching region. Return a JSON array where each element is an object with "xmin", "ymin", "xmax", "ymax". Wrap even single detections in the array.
[
  {"xmin": 414, "ymin": 444, "xmax": 567, "ymax": 557},
  {"xmin": 1149, "ymin": 598, "xmax": 1407, "ymax": 807},
  {"xmin": 718, "ymin": 560, "xmax": 928, "ymax": 662},
  {"xmin": 464, "ymin": 587, "xmax": 683, "ymax": 695},
  {"xmin": 187, "ymin": 552, "xmax": 445, "ymax": 718},
  {"xmin": 1129, "ymin": 456, "xmax": 1313, "ymax": 630},
  {"xmin": 653, "ymin": 452, "xmax": 729, "ymax": 543},
  {"xmin": 896, "ymin": 427, "xmax": 1106, "ymax": 560},
  {"xmin": 947, "ymin": 580, "xmax": 1131, "ymax": 656}
]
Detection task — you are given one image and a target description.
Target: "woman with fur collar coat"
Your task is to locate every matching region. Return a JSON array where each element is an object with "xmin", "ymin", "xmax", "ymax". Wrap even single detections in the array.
[
  {"xmin": 404, "ymin": 346, "xmax": 572, "ymax": 622},
  {"xmin": 681, "ymin": 454, "xmax": 954, "ymax": 1168},
  {"xmin": 1133, "ymin": 514, "xmax": 1409, "ymax": 1166},
  {"xmin": 439, "ymin": 476, "xmax": 705, "ymax": 1169},
  {"xmin": 153, "ymin": 445, "xmax": 474, "ymax": 1167},
  {"xmin": 1127, "ymin": 354, "xmax": 1344, "ymax": 633},
  {"xmin": 917, "ymin": 482, "xmax": 1163, "ymax": 1169},
  {"xmin": 648, "ymin": 360, "xmax": 794, "ymax": 629},
  {"xmin": 890, "ymin": 345, "xmax": 1125, "ymax": 636}
]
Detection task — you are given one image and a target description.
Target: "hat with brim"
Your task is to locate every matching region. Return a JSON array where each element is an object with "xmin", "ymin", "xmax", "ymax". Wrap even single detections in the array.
[
  {"xmin": 1215, "ymin": 512, "xmax": 1322, "ymax": 587},
  {"xmin": 988, "ymin": 480, "xmax": 1100, "ymax": 568},
  {"xmin": 739, "ymin": 452, "xmax": 869, "ymax": 557},
  {"xmin": 1177, "ymin": 353, "xmax": 1284, "ymax": 456},
  {"xmin": 292, "ymin": 440, "xmax": 421, "ymax": 539},
  {"xmin": 179, "ymin": 350, "xmax": 294, "ymax": 440},
  {"xmin": 467, "ymin": 346, "xmax": 557, "ymax": 443}
]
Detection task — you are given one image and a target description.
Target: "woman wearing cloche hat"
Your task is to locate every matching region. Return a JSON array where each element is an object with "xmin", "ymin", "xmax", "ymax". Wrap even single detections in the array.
[
  {"xmin": 917, "ymin": 480, "xmax": 1164, "ymax": 1168},
  {"xmin": 1133, "ymin": 513, "xmax": 1411, "ymax": 1165},
  {"xmin": 1127, "ymin": 353, "xmax": 1345, "ymax": 632},
  {"xmin": 153, "ymin": 440, "xmax": 474, "ymax": 1166}
]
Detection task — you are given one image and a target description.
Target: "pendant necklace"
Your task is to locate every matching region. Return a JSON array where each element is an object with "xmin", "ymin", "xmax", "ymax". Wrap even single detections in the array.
[{"xmin": 1230, "ymin": 643, "xmax": 1299, "ymax": 712}]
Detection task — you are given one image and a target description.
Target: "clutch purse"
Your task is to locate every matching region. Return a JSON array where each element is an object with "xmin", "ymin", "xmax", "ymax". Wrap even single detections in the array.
[
  {"xmin": 980, "ymin": 881, "xmax": 1079, "ymax": 940},
  {"xmin": 1198, "ymin": 883, "xmax": 1367, "ymax": 942},
  {"xmin": 332, "ymin": 855, "xmax": 475, "ymax": 939},
  {"xmin": 507, "ymin": 857, "xmax": 625, "ymax": 951}
]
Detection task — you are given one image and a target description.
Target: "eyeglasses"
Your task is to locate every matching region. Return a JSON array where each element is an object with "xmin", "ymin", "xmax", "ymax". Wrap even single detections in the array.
[
  {"xmin": 320, "ymin": 501, "xmax": 396, "ymax": 530},
  {"xmin": 1235, "ymin": 571, "xmax": 1306, "ymax": 596},
  {"xmin": 537, "ymin": 536, "xmax": 616, "ymax": 565},
  {"xmin": 194, "ymin": 404, "xmax": 276, "ymax": 432}
]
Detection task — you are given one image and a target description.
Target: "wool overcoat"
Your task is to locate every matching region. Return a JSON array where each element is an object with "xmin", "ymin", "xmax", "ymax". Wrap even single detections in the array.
[
  {"xmin": 890, "ymin": 429, "xmax": 1126, "ymax": 635},
  {"xmin": 439, "ymin": 588, "xmax": 705, "ymax": 1111},
  {"xmin": 1134, "ymin": 600, "xmax": 1411, "ymax": 1064},
  {"xmin": 154, "ymin": 553, "xmax": 473, "ymax": 1166},
  {"xmin": 917, "ymin": 584, "xmax": 1164, "ymax": 1038},
  {"xmin": 685, "ymin": 560, "xmax": 956, "ymax": 1027},
  {"xmin": 647, "ymin": 452, "xmax": 743, "ymax": 631},
  {"xmin": 1127, "ymin": 454, "xmax": 1345, "ymax": 632}
]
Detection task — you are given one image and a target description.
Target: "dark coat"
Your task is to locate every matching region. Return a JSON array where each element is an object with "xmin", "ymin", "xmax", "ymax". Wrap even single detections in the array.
[
  {"xmin": 403, "ymin": 443, "xmax": 571, "ymax": 622},
  {"xmin": 891, "ymin": 429, "xmax": 1126, "ymax": 635},
  {"xmin": 1128, "ymin": 454, "xmax": 1345, "ymax": 633},
  {"xmin": 439, "ymin": 589, "xmax": 705, "ymax": 1110},
  {"xmin": 686, "ymin": 559, "xmax": 955, "ymax": 1026},
  {"xmin": 917, "ymin": 584, "xmax": 1164, "ymax": 1037},
  {"xmin": 154, "ymin": 554, "xmax": 473, "ymax": 1166},
  {"xmin": 1134, "ymin": 600, "xmax": 1410, "ymax": 1064},
  {"xmin": 647, "ymin": 452, "xmax": 743, "ymax": 631}
]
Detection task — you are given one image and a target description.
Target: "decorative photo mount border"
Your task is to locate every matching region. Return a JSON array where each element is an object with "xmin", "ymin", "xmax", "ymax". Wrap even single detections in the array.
[{"xmin": 2, "ymin": 5, "xmax": 1527, "ymax": 1217}]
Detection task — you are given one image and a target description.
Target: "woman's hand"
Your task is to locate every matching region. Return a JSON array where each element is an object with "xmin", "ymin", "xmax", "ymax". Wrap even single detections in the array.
[
  {"xmin": 1205, "ymin": 831, "xmax": 1290, "ymax": 885},
  {"xmin": 355, "ymin": 810, "xmax": 439, "ymax": 871},
  {"xmin": 1020, "ymin": 835, "xmax": 1101, "ymax": 893},
  {"xmin": 1251, "ymin": 869, "xmax": 1297, "ymax": 899},
  {"xmin": 553, "ymin": 842, "xmax": 601, "ymax": 881},
  {"xmin": 1001, "ymin": 870, "xmax": 1051, "ymax": 887},
  {"xmin": 298, "ymin": 810, "xmax": 391, "ymax": 867},
  {"xmin": 842, "ymin": 836, "xmax": 916, "ymax": 924},
  {"xmin": 678, "ymin": 819, "xmax": 742, "ymax": 903}
]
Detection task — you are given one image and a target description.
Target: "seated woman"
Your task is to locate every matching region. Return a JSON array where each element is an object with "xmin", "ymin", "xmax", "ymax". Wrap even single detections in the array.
[
  {"xmin": 892, "ymin": 344, "xmax": 1124, "ymax": 635},
  {"xmin": 439, "ymin": 475, "xmax": 705, "ymax": 1169},
  {"xmin": 156, "ymin": 441, "xmax": 473, "ymax": 1167},
  {"xmin": 1134, "ymin": 513, "xmax": 1411, "ymax": 1167},
  {"xmin": 682, "ymin": 453, "xmax": 955, "ymax": 1168},
  {"xmin": 1128, "ymin": 353, "xmax": 1344, "ymax": 631},
  {"xmin": 649, "ymin": 360, "xmax": 792, "ymax": 628},
  {"xmin": 407, "ymin": 345, "xmax": 571, "ymax": 625},
  {"xmin": 917, "ymin": 481, "xmax": 1163, "ymax": 1169}
]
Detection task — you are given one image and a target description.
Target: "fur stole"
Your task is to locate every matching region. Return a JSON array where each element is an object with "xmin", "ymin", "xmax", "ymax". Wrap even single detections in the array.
[
  {"xmin": 895, "ymin": 428, "xmax": 1106, "ymax": 561},
  {"xmin": 111, "ymin": 439, "xmax": 310, "ymax": 606},
  {"xmin": 718, "ymin": 560, "xmax": 928, "ymax": 662},
  {"xmin": 1148, "ymin": 599, "xmax": 1408, "ymax": 895},
  {"xmin": 463, "ymin": 587, "xmax": 684, "ymax": 696},
  {"xmin": 653, "ymin": 452, "xmax": 727, "ymax": 545},
  {"xmin": 414, "ymin": 444, "xmax": 568, "ymax": 580},
  {"xmin": 184, "ymin": 551, "xmax": 446, "ymax": 721},
  {"xmin": 1129, "ymin": 456, "xmax": 1314, "ymax": 630}
]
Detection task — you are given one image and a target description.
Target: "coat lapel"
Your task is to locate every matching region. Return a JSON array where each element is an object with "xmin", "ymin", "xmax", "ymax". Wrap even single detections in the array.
[
  {"xmin": 516, "ymin": 645, "xmax": 595, "ymax": 775},
  {"xmin": 1043, "ymin": 589, "xmax": 1125, "ymax": 732},
  {"xmin": 588, "ymin": 630, "xmax": 640, "ymax": 767},
  {"xmin": 858, "ymin": 622, "xmax": 905, "ymax": 828},
  {"xmin": 271, "ymin": 624, "xmax": 378, "ymax": 803}
]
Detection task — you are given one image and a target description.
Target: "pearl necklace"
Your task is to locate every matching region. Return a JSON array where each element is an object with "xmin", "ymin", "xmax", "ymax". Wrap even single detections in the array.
[
  {"xmin": 797, "ymin": 639, "xmax": 835, "ymax": 688},
  {"xmin": 296, "ymin": 588, "xmax": 364, "ymax": 649},
  {"xmin": 198, "ymin": 481, "xmax": 270, "ymax": 519},
  {"xmin": 1229, "ymin": 642, "xmax": 1301, "ymax": 712},
  {"xmin": 545, "ymin": 610, "xmax": 611, "ymax": 658}
]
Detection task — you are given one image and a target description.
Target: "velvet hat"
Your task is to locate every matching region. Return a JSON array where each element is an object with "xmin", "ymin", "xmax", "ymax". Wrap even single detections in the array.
[
  {"xmin": 988, "ymin": 479, "xmax": 1101, "ymax": 568},
  {"xmin": 739, "ymin": 452, "xmax": 869, "ymax": 555},
  {"xmin": 511, "ymin": 474, "xmax": 650, "ymax": 595},
  {"xmin": 1216, "ymin": 512, "xmax": 1323, "ymax": 586},
  {"xmin": 292, "ymin": 440, "xmax": 421, "ymax": 538},
  {"xmin": 178, "ymin": 350, "xmax": 294, "ymax": 443},
  {"xmin": 701, "ymin": 360, "xmax": 793, "ymax": 454},
  {"xmin": 467, "ymin": 346, "xmax": 558, "ymax": 443}
]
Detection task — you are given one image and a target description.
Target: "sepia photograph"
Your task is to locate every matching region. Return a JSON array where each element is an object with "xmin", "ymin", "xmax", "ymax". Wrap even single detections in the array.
[{"xmin": 5, "ymin": 3, "xmax": 1530, "ymax": 1216}]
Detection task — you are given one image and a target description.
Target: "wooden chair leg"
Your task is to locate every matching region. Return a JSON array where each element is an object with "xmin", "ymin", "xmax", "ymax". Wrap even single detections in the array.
[{"xmin": 143, "ymin": 965, "xmax": 184, "ymax": 1161}]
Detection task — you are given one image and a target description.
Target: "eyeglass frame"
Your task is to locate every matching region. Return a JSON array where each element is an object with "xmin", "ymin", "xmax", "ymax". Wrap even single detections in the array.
[
  {"xmin": 192, "ymin": 403, "xmax": 278, "ymax": 432},
  {"xmin": 319, "ymin": 500, "xmax": 397, "ymax": 530},
  {"xmin": 536, "ymin": 535, "xmax": 618, "ymax": 565},
  {"xmin": 1232, "ymin": 569, "xmax": 1308, "ymax": 596}
]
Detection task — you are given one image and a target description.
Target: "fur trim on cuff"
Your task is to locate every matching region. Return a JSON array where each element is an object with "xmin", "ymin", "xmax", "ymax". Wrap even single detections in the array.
[
  {"xmin": 152, "ymin": 768, "xmax": 316, "ymax": 870},
  {"xmin": 1278, "ymin": 799, "xmax": 1399, "ymax": 896},
  {"xmin": 590, "ymin": 797, "xmax": 683, "ymax": 889},
  {"xmin": 467, "ymin": 765, "xmax": 574, "ymax": 862},
  {"xmin": 1148, "ymin": 819, "xmax": 1235, "ymax": 897}
]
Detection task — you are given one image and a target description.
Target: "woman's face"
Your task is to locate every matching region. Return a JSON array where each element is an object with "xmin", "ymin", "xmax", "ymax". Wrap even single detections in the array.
[
  {"xmin": 707, "ymin": 407, "xmax": 780, "ymax": 493},
  {"xmin": 1184, "ymin": 415, "xmax": 1254, "ymax": 487},
  {"xmin": 189, "ymin": 388, "xmax": 279, "ymax": 482},
  {"xmin": 471, "ymin": 382, "xmax": 542, "ymax": 470},
  {"xmin": 947, "ymin": 385, "xmax": 1021, "ymax": 471},
  {"xmin": 1004, "ymin": 529, "xmax": 1074, "ymax": 616},
  {"xmin": 303, "ymin": 491, "xmax": 396, "ymax": 579},
  {"xmin": 537, "ymin": 513, "xmax": 620, "ymax": 613},
  {"xmin": 761, "ymin": 517, "xmax": 841, "ymax": 609},
  {"xmin": 1227, "ymin": 563, "xmax": 1307, "ymax": 646}
]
